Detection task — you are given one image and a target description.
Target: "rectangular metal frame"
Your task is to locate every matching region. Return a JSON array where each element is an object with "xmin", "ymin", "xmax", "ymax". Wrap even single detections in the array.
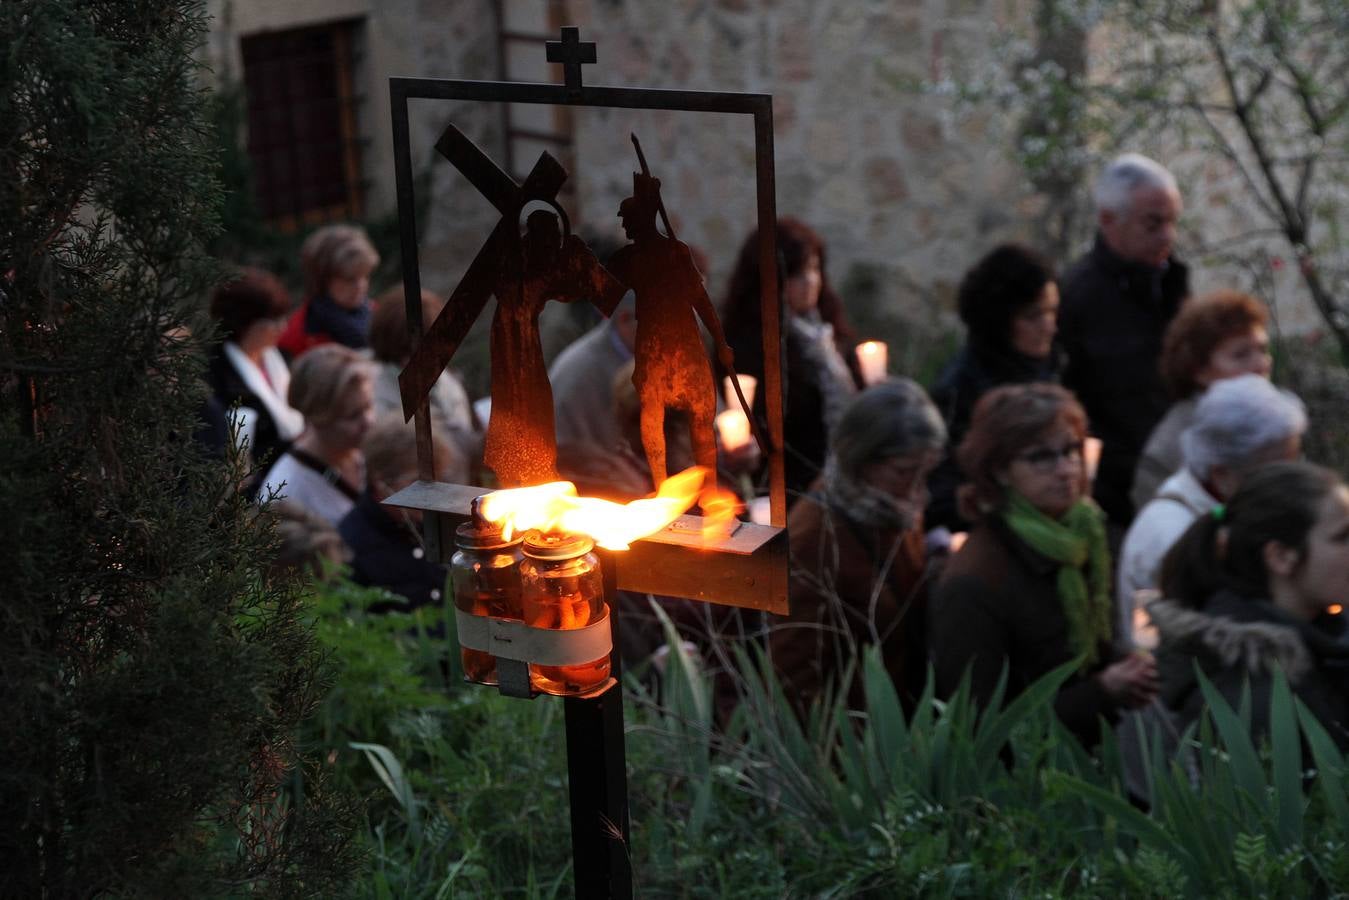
[{"xmin": 389, "ymin": 74, "xmax": 787, "ymax": 614}]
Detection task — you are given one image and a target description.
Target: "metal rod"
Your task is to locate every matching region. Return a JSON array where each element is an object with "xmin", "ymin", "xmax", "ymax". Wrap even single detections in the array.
[{"xmin": 562, "ymin": 549, "xmax": 632, "ymax": 899}]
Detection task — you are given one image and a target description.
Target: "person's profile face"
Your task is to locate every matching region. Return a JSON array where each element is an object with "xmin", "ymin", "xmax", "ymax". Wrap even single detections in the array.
[
  {"xmin": 1008, "ymin": 281, "xmax": 1059, "ymax": 360},
  {"xmin": 318, "ymin": 379, "xmax": 376, "ymax": 452},
  {"xmin": 1101, "ymin": 184, "xmax": 1182, "ymax": 269},
  {"xmin": 1286, "ymin": 485, "xmax": 1349, "ymax": 615}
]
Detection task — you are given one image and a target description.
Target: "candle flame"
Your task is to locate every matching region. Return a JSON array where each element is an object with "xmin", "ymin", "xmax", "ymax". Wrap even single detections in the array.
[{"xmin": 477, "ymin": 466, "xmax": 726, "ymax": 550}]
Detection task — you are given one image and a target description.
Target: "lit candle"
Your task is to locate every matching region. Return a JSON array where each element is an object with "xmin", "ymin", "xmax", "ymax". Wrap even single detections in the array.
[
  {"xmin": 723, "ymin": 374, "xmax": 757, "ymax": 412},
  {"xmin": 949, "ymin": 531, "xmax": 968, "ymax": 553},
  {"xmin": 856, "ymin": 341, "xmax": 888, "ymax": 386},
  {"xmin": 715, "ymin": 409, "xmax": 752, "ymax": 453},
  {"xmin": 1084, "ymin": 437, "xmax": 1103, "ymax": 481}
]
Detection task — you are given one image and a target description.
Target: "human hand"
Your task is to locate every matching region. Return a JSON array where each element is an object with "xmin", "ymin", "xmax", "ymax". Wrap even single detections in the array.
[{"xmin": 1097, "ymin": 650, "xmax": 1159, "ymax": 710}]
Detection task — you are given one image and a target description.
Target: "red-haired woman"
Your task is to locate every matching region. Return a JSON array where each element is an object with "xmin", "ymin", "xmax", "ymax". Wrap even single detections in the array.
[
  {"xmin": 719, "ymin": 218, "xmax": 860, "ymax": 502},
  {"xmin": 930, "ymin": 383, "xmax": 1157, "ymax": 747},
  {"xmin": 1132, "ymin": 290, "xmax": 1271, "ymax": 508}
]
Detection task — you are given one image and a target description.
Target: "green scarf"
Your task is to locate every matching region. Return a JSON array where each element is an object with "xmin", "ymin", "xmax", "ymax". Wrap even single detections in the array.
[{"xmin": 1000, "ymin": 490, "xmax": 1113, "ymax": 670}]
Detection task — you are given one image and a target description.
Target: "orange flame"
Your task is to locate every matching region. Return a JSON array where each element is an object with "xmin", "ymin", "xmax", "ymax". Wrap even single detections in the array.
[{"xmin": 478, "ymin": 466, "xmax": 717, "ymax": 550}]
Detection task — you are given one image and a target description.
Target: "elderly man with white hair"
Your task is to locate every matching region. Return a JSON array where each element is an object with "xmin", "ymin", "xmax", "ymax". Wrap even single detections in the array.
[
  {"xmin": 1059, "ymin": 153, "xmax": 1191, "ymax": 530},
  {"xmin": 1115, "ymin": 373, "xmax": 1306, "ymax": 649}
]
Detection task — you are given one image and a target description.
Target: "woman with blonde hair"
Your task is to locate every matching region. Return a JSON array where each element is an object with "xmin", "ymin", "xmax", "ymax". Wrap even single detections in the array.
[
  {"xmin": 261, "ymin": 344, "xmax": 376, "ymax": 525},
  {"xmin": 278, "ymin": 224, "xmax": 380, "ymax": 358}
]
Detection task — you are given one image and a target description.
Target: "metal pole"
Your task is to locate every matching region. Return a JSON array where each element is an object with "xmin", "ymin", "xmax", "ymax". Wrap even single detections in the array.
[{"xmin": 562, "ymin": 549, "xmax": 632, "ymax": 899}]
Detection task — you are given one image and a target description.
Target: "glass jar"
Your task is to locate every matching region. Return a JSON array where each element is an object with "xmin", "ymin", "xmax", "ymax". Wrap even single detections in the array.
[
  {"xmin": 450, "ymin": 517, "xmax": 524, "ymax": 685},
  {"xmin": 519, "ymin": 531, "xmax": 611, "ymax": 696}
]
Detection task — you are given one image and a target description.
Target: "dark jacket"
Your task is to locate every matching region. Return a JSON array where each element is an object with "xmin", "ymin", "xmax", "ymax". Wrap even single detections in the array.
[
  {"xmin": 205, "ymin": 346, "xmax": 289, "ymax": 468},
  {"xmin": 771, "ymin": 489, "xmax": 930, "ymax": 714},
  {"xmin": 723, "ymin": 323, "xmax": 857, "ymax": 504},
  {"xmin": 338, "ymin": 491, "xmax": 447, "ymax": 614},
  {"xmin": 277, "ymin": 294, "xmax": 371, "ymax": 358},
  {"xmin": 1150, "ymin": 591, "xmax": 1349, "ymax": 750},
  {"xmin": 925, "ymin": 339, "xmax": 1062, "ymax": 531},
  {"xmin": 1059, "ymin": 235, "xmax": 1189, "ymax": 524},
  {"xmin": 931, "ymin": 516, "xmax": 1121, "ymax": 747}
]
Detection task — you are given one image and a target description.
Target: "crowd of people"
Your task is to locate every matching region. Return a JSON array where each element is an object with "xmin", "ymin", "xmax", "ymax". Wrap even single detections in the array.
[{"xmin": 204, "ymin": 151, "xmax": 1349, "ymax": 768}]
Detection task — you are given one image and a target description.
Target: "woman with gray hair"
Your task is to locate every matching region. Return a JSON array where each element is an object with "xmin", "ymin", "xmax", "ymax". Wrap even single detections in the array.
[
  {"xmin": 769, "ymin": 378, "xmax": 946, "ymax": 714},
  {"xmin": 1117, "ymin": 373, "xmax": 1306, "ymax": 648}
]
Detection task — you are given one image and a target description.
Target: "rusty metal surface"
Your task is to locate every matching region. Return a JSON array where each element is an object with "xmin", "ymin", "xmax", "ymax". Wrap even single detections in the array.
[{"xmin": 383, "ymin": 480, "xmax": 787, "ymax": 613}]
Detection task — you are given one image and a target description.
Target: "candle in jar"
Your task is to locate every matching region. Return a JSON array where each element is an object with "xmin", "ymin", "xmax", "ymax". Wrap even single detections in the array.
[
  {"xmin": 723, "ymin": 374, "xmax": 758, "ymax": 412},
  {"xmin": 715, "ymin": 409, "xmax": 752, "ymax": 452},
  {"xmin": 1084, "ymin": 437, "xmax": 1103, "ymax": 481},
  {"xmin": 856, "ymin": 341, "xmax": 888, "ymax": 385}
]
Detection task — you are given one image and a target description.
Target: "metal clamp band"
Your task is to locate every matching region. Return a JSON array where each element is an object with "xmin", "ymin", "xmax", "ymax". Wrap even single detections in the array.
[{"xmin": 455, "ymin": 604, "xmax": 612, "ymax": 666}]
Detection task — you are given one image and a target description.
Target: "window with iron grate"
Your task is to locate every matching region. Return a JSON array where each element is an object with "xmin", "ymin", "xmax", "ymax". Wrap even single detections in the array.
[{"xmin": 240, "ymin": 19, "xmax": 366, "ymax": 231}]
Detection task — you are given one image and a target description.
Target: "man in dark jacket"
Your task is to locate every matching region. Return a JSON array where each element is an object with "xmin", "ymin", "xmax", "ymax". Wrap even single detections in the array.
[{"xmin": 1059, "ymin": 153, "xmax": 1189, "ymax": 528}]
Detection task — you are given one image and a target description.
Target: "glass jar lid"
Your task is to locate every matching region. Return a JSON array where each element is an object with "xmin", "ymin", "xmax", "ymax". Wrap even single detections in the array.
[
  {"xmin": 455, "ymin": 497, "xmax": 521, "ymax": 550},
  {"xmin": 522, "ymin": 530, "xmax": 594, "ymax": 560}
]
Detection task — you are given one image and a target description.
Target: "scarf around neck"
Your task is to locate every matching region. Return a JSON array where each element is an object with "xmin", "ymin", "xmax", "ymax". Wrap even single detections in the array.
[
  {"xmin": 821, "ymin": 455, "xmax": 915, "ymax": 532},
  {"xmin": 1000, "ymin": 489, "xmax": 1113, "ymax": 669}
]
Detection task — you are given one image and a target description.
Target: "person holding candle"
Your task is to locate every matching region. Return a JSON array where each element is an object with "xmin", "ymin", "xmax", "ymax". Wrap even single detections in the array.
[
  {"xmin": 1148, "ymin": 462, "xmax": 1349, "ymax": 750},
  {"xmin": 719, "ymin": 218, "xmax": 860, "ymax": 503},
  {"xmin": 1130, "ymin": 290, "xmax": 1272, "ymax": 510},
  {"xmin": 770, "ymin": 378, "xmax": 946, "ymax": 715},
  {"xmin": 926, "ymin": 244, "xmax": 1062, "ymax": 534},
  {"xmin": 931, "ymin": 383, "xmax": 1156, "ymax": 749}
]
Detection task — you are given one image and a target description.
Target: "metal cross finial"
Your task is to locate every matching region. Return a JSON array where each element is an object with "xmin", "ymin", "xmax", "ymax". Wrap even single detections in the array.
[{"xmin": 545, "ymin": 26, "xmax": 596, "ymax": 93}]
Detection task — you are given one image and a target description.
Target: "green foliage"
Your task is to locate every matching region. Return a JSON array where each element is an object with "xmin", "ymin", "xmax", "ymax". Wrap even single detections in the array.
[
  {"xmin": 302, "ymin": 577, "xmax": 1349, "ymax": 897},
  {"xmin": 1, "ymin": 1, "xmax": 359, "ymax": 894}
]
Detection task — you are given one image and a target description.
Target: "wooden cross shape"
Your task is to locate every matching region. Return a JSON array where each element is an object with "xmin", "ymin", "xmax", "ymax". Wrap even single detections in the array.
[
  {"xmin": 546, "ymin": 26, "xmax": 596, "ymax": 92},
  {"xmin": 397, "ymin": 124, "xmax": 620, "ymax": 421}
]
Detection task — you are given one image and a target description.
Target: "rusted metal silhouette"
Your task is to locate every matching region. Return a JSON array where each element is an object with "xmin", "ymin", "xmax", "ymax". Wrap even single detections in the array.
[
  {"xmin": 605, "ymin": 137, "xmax": 736, "ymax": 493},
  {"xmin": 398, "ymin": 124, "xmax": 624, "ymax": 486}
]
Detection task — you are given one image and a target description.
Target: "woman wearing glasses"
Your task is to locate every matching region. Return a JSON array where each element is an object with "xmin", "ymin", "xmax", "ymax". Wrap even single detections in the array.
[
  {"xmin": 770, "ymin": 379, "xmax": 946, "ymax": 716},
  {"xmin": 930, "ymin": 383, "xmax": 1157, "ymax": 747}
]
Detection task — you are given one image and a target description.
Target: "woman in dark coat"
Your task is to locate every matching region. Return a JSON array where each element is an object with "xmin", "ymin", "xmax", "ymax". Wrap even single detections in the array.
[
  {"xmin": 770, "ymin": 378, "xmax": 946, "ymax": 714},
  {"xmin": 926, "ymin": 244, "xmax": 1062, "ymax": 533},
  {"xmin": 1149, "ymin": 462, "xmax": 1349, "ymax": 748},
  {"xmin": 206, "ymin": 267, "xmax": 304, "ymax": 468},
  {"xmin": 930, "ymin": 384, "xmax": 1157, "ymax": 747},
  {"xmin": 719, "ymin": 218, "xmax": 861, "ymax": 504}
]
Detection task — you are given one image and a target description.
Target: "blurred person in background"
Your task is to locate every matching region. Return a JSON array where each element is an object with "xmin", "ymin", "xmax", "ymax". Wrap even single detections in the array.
[
  {"xmin": 367, "ymin": 286, "xmax": 479, "ymax": 464},
  {"xmin": 770, "ymin": 378, "xmax": 946, "ymax": 715},
  {"xmin": 1118, "ymin": 374, "xmax": 1305, "ymax": 649},
  {"xmin": 719, "ymin": 218, "xmax": 860, "ymax": 503},
  {"xmin": 1059, "ymin": 153, "xmax": 1189, "ymax": 529},
  {"xmin": 278, "ymin": 224, "xmax": 380, "ymax": 358},
  {"xmin": 339, "ymin": 416, "xmax": 468, "ymax": 613},
  {"xmin": 206, "ymin": 267, "xmax": 304, "ymax": 468},
  {"xmin": 1131, "ymin": 290, "xmax": 1272, "ymax": 509},
  {"xmin": 931, "ymin": 384, "xmax": 1157, "ymax": 748},
  {"xmin": 1150, "ymin": 462, "xmax": 1349, "ymax": 749},
  {"xmin": 261, "ymin": 344, "xmax": 375, "ymax": 525},
  {"xmin": 926, "ymin": 243, "xmax": 1062, "ymax": 534}
]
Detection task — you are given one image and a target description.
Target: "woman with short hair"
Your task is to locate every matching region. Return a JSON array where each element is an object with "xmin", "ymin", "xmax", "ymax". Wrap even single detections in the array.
[
  {"xmin": 1151, "ymin": 462, "xmax": 1349, "ymax": 749},
  {"xmin": 278, "ymin": 224, "xmax": 381, "ymax": 357},
  {"xmin": 931, "ymin": 383, "xmax": 1157, "ymax": 747},
  {"xmin": 261, "ymin": 344, "xmax": 375, "ymax": 525},
  {"xmin": 926, "ymin": 244, "xmax": 1061, "ymax": 532},
  {"xmin": 1118, "ymin": 374, "xmax": 1306, "ymax": 647},
  {"xmin": 1131, "ymin": 290, "xmax": 1271, "ymax": 509},
  {"xmin": 206, "ymin": 267, "xmax": 304, "ymax": 467},
  {"xmin": 770, "ymin": 378, "xmax": 946, "ymax": 714},
  {"xmin": 367, "ymin": 286, "xmax": 478, "ymax": 445}
]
